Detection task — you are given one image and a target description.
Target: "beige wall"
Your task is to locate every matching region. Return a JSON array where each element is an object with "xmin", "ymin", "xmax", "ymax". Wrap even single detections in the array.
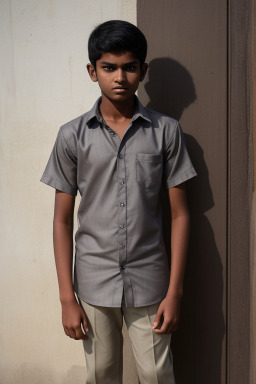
[{"xmin": 0, "ymin": 1, "xmax": 136, "ymax": 383}]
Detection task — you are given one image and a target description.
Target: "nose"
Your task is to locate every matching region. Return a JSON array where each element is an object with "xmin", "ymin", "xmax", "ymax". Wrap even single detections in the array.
[{"xmin": 115, "ymin": 68, "xmax": 126, "ymax": 83}]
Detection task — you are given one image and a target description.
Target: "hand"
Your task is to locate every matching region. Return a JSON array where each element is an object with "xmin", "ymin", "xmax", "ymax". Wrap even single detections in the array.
[
  {"xmin": 152, "ymin": 294, "xmax": 181, "ymax": 334},
  {"xmin": 61, "ymin": 299, "xmax": 89, "ymax": 340}
]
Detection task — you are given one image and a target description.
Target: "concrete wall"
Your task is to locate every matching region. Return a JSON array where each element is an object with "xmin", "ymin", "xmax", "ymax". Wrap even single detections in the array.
[
  {"xmin": 228, "ymin": 1, "xmax": 254, "ymax": 382},
  {"xmin": 250, "ymin": 2, "xmax": 256, "ymax": 382},
  {"xmin": 138, "ymin": 1, "xmax": 227, "ymax": 383},
  {"xmin": 137, "ymin": 1, "xmax": 255, "ymax": 384},
  {"xmin": 0, "ymin": 1, "xmax": 136, "ymax": 383}
]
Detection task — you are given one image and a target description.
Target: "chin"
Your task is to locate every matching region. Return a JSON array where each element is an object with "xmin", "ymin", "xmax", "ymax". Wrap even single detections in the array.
[{"xmin": 108, "ymin": 95, "xmax": 132, "ymax": 102}]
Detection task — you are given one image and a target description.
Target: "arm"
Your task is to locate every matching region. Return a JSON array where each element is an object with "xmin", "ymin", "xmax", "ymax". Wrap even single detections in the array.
[
  {"xmin": 152, "ymin": 182, "xmax": 190, "ymax": 334},
  {"xmin": 53, "ymin": 189, "xmax": 88, "ymax": 340}
]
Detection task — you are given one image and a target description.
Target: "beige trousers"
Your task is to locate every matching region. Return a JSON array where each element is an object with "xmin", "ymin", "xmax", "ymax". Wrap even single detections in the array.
[{"xmin": 79, "ymin": 294, "xmax": 176, "ymax": 384}]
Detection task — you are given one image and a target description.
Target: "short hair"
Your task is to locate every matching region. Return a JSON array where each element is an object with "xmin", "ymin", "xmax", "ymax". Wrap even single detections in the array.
[{"xmin": 88, "ymin": 20, "xmax": 147, "ymax": 68}]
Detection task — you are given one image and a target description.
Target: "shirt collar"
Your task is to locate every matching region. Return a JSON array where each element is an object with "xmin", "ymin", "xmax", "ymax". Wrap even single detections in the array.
[{"xmin": 86, "ymin": 95, "xmax": 152, "ymax": 126}]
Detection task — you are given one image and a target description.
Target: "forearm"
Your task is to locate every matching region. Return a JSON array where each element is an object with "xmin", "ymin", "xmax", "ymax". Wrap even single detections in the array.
[
  {"xmin": 153, "ymin": 211, "xmax": 190, "ymax": 334},
  {"xmin": 53, "ymin": 219, "xmax": 76, "ymax": 304},
  {"xmin": 166, "ymin": 212, "xmax": 190, "ymax": 298}
]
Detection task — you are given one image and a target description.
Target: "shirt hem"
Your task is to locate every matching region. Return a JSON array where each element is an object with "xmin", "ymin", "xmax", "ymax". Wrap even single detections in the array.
[{"xmin": 76, "ymin": 291, "xmax": 165, "ymax": 308}]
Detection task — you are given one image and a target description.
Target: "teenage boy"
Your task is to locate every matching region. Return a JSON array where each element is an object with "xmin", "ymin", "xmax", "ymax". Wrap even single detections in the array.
[{"xmin": 40, "ymin": 20, "xmax": 197, "ymax": 384}]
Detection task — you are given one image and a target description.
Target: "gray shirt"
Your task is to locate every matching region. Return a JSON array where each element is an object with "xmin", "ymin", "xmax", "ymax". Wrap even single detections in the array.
[{"xmin": 40, "ymin": 96, "xmax": 197, "ymax": 307}]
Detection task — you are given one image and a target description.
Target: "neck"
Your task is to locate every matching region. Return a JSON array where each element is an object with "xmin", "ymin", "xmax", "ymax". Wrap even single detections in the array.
[{"xmin": 100, "ymin": 94, "xmax": 136, "ymax": 120}]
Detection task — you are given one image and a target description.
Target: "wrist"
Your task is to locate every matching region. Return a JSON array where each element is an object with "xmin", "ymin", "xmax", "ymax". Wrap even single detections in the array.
[
  {"xmin": 166, "ymin": 288, "xmax": 183, "ymax": 299},
  {"xmin": 60, "ymin": 293, "xmax": 77, "ymax": 305}
]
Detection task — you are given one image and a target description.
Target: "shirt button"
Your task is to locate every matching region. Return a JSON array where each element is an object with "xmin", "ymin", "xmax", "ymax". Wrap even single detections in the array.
[
  {"xmin": 119, "ymin": 154, "xmax": 123, "ymax": 159},
  {"xmin": 120, "ymin": 203, "xmax": 125, "ymax": 207},
  {"xmin": 120, "ymin": 264, "xmax": 126, "ymax": 270},
  {"xmin": 119, "ymin": 224, "xmax": 125, "ymax": 229},
  {"xmin": 120, "ymin": 244, "xmax": 125, "ymax": 249},
  {"xmin": 120, "ymin": 179, "xmax": 125, "ymax": 185}
]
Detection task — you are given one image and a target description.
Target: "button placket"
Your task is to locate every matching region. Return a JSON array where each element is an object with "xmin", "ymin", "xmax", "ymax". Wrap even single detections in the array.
[
  {"xmin": 117, "ymin": 149, "xmax": 127, "ymax": 270},
  {"xmin": 102, "ymin": 122, "xmax": 117, "ymax": 137}
]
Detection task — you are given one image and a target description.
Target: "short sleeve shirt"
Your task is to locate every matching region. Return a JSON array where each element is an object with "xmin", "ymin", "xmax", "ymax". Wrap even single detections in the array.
[{"xmin": 40, "ymin": 96, "xmax": 197, "ymax": 307}]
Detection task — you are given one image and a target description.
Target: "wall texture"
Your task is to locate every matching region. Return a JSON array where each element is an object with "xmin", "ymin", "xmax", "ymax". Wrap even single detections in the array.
[
  {"xmin": 137, "ymin": 1, "xmax": 255, "ymax": 384},
  {"xmin": 0, "ymin": 1, "xmax": 136, "ymax": 383},
  {"xmin": 250, "ymin": 2, "xmax": 256, "ymax": 381},
  {"xmin": 138, "ymin": 1, "xmax": 227, "ymax": 382}
]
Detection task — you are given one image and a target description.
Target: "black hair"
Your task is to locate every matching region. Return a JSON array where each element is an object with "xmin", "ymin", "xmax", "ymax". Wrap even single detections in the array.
[{"xmin": 88, "ymin": 20, "xmax": 147, "ymax": 68}]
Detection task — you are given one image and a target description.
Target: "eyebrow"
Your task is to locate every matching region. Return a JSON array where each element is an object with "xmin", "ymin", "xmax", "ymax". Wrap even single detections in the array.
[{"xmin": 100, "ymin": 61, "xmax": 139, "ymax": 66}]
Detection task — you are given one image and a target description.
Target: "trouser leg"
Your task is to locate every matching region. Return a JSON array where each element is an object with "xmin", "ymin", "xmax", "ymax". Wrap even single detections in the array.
[
  {"xmin": 122, "ymin": 301, "xmax": 176, "ymax": 384},
  {"xmin": 79, "ymin": 298, "xmax": 123, "ymax": 384}
]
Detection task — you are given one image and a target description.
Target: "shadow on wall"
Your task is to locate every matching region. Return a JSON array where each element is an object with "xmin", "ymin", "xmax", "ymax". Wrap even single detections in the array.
[
  {"xmin": 145, "ymin": 57, "xmax": 196, "ymax": 120},
  {"xmin": 144, "ymin": 58, "xmax": 225, "ymax": 384}
]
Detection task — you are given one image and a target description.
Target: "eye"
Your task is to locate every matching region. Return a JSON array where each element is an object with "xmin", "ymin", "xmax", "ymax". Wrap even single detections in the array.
[
  {"xmin": 102, "ymin": 66, "xmax": 115, "ymax": 71},
  {"xmin": 125, "ymin": 66, "xmax": 136, "ymax": 72}
]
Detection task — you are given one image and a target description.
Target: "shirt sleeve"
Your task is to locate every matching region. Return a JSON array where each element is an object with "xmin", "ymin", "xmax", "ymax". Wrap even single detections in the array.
[
  {"xmin": 40, "ymin": 126, "xmax": 78, "ymax": 196},
  {"xmin": 163, "ymin": 121, "xmax": 197, "ymax": 189}
]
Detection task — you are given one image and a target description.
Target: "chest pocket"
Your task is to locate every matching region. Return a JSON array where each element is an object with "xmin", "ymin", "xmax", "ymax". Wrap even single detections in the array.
[{"xmin": 136, "ymin": 153, "xmax": 163, "ymax": 189}]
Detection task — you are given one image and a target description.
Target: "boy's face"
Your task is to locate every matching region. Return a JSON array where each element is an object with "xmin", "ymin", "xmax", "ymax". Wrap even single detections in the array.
[{"xmin": 87, "ymin": 51, "xmax": 147, "ymax": 103}]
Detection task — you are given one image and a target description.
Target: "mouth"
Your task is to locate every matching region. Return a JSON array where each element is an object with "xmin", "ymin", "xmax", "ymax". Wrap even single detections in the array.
[{"xmin": 112, "ymin": 87, "xmax": 128, "ymax": 91}]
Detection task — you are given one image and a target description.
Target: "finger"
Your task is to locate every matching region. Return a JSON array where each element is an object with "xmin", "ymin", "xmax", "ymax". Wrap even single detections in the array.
[
  {"xmin": 75, "ymin": 322, "xmax": 88, "ymax": 340},
  {"xmin": 152, "ymin": 310, "xmax": 163, "ymax": 329},
  {"xmin": 68, "ymin": 328, "xmax": 77, "ymax": 339},
  {"xmin": 159, "ymin": 318, "xmax": 170, "ymax": 333},
  {"xmin": 75, "ymin": 327, "xmax": 88, "ymax": 340},
  {"xmin": 64, "ymin": 326, "xmax": 71, "ymax": 338},
  {"xmin": 82, "ymin": 316, "xmax": 89, "ymax": 333},
  {"xmin": 153, "ymin": 317, "xmax": 171, "ymax": 333},
  {"xmin": 153, "ymin": 327, "xmax": 168, "ymax": 334},
  {"xmin": 81, "ymin": 332, "xmax": 88, "ymax": 340},
  {"xmin": 78, "ymin": 303, "xmax": 89, "ymax": 333}
]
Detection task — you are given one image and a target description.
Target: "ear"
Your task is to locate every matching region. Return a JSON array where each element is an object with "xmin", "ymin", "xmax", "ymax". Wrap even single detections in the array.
[
  {"xmin": 87, "ymin": 63, "xmax": 98, "ymax": 82},
  {"xmin": 139, "ymin": 63, "xmax": 148, "ymax": 82}
]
